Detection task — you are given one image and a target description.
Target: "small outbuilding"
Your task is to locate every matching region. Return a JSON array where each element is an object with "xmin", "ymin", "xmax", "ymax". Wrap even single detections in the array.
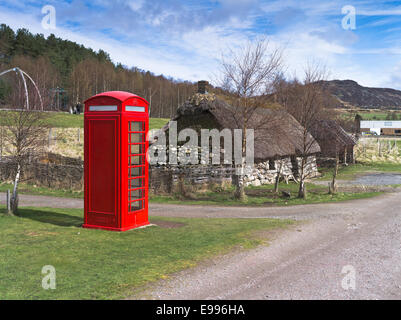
[{"xmin": 310, "ymin": 119, "xmax": 357, "ymax": 164}]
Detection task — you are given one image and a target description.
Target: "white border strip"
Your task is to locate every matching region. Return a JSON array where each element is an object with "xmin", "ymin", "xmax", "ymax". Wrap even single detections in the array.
[{"xmin": 89, "ymin": 105, "xmax": 118, "ymax": 111}]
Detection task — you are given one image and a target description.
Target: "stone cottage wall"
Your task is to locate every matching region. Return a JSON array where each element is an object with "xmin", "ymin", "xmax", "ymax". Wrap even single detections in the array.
[
  {"xmin": 149, "ymin": 164, "xmax": 233, "ymax": 194},
  {"xmin": 150, "ymin": 155, "xmax": 319, "ymax": 191},
  {"xmin": 244, "ymin": 157, "xmax": 293, "ymax": 187},
  {"xmin": 243, "ymin": 155, "xmax": 318, "ymax": 187}
]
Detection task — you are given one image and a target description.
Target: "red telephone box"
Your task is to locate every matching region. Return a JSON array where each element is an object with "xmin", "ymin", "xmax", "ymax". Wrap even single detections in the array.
[{"xmin": 83, "ymin": 91, "xmax": 149, "ymax": 231}]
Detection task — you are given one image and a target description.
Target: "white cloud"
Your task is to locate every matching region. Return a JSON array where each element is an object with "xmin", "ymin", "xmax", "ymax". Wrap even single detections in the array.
[{"xmin": 129, "ymin": 0, "xmax": 144, "ymax": 11}]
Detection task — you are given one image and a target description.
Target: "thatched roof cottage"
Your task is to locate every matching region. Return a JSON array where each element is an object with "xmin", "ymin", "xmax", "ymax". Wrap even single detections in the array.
[{"xmin": 151, "ymin": 82, "xmax": 321, "ymax": 188}]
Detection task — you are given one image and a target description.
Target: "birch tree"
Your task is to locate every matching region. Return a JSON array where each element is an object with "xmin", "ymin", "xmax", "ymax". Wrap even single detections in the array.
[
  {"xmin": 2, "ymin": 110, "xmax": 47, "ymax": 215},
  {"xmin": 217, "ymin": 38, "xmax": 283, "ymax": 201}
]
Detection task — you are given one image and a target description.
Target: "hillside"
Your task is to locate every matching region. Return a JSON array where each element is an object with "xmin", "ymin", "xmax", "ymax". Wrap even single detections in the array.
[
  {"xmin": 0, "ymin": 24, "xmax": 195, "ymax": 118},
  {"xmin": 323, "ymin": 80, "xmax": 401, "ymax": 110}
]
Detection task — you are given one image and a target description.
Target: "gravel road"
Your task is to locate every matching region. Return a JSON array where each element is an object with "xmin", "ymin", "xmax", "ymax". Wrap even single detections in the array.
[{"xmin": 139, "ymin": 192, "xmax": 401, "ymax": 300}]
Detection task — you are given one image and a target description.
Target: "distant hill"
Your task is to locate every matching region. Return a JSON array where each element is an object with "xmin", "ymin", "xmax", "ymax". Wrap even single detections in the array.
[{"xmin": 322, "ymin": 80, "xmax": 401, "ymax": 110}]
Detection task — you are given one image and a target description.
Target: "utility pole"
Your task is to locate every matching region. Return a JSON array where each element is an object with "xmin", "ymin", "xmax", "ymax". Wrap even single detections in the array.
[
  {"xmin": 177, "ymin": 86, "xmax": 180, "ymax": 107},
  {"xmin": 0, "ymin": 126, "xmax": 3, "ymax": 161},
  {"xmin": 159, "ymin": 84, "xmax": 162, "ymax": 118},
  {"xmin": 148, "ymin": 87, "xmax": 156, "ymax": 118},
  {"xmin": 149, "ymin": 87, "xmax": 152, "ymax": 117},
  {"xmin": 171, "ymin": 96, "xmax": 173, "ymax": 118}
]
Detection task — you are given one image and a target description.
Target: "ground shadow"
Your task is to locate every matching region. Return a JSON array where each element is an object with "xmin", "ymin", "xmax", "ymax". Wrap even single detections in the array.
[{"xmin": 19, "ymin": 208, "xmax": 83, "ymax": 227}]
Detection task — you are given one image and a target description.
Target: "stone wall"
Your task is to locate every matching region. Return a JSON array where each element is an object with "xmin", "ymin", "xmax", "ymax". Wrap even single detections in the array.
[
  {"xmin": 0, "ymin": 160, "xmax": 84, "ymax": 191},
  {"xmin": 0, "ymin": 154, "xmax": 319, "ymax": 193}
]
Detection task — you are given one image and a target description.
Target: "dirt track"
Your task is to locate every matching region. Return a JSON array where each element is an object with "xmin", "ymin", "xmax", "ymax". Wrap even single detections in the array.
[{"xmin": 141, "ymin": 192, "xmax": 401, "ymax": 300}]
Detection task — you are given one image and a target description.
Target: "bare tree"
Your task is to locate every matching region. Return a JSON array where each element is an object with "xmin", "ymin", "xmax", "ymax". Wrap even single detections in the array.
[
  {"xmin": 2, "ymin": 109, "xmax": 48, "ymax": 215},
  {"xmin": 217, "ymin": 38, "xmax": 284, "ymax": 201},
  {"xmin": 274, "ymin": 159, "xmax": 284, "ymax": 194},
  {"xmin": 278, "ymin": 63, "xmax": 329, "ymax": 199}
]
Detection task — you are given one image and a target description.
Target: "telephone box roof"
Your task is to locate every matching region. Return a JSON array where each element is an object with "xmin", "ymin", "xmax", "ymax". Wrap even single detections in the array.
[{"xmin": 85, "ymin": 91, "xmax": 148, "ymax": 104}]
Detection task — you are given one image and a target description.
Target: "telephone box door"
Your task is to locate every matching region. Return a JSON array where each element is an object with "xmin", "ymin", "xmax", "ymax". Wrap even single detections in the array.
[{"xmin": 85, "ymin": 115, "xmax": 120, "ymax": 229}]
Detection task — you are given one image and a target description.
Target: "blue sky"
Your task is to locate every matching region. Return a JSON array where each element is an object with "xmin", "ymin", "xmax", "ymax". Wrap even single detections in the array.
[{"xmin": 1, "ymin": 0, "xmax": 401, "ymax": 89}]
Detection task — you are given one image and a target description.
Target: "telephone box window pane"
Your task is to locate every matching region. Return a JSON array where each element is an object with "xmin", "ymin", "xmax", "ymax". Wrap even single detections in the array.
[
  {"xmin": 129, "ymin": 178, "xmax": 143, "ymax": 188},
  {"xmin": 130, "ymin": 133, "xmax": 143, "ymax": 143},
  {"xmin": 129, "ymin": 144, "xmax": 143, "ymax": 155},
  {"xmin": 132, "ymin": 200, "xmax": 143, "ymax": 211},
  {"xmin": 129, "ymin": 167, "xmax": 143, "ymax": 177},
  {"xmin": 129, "ymin": 156, "xmax": 143, "ymax": 165},
  {"xmin": 129, "ymin": 189, "xmax": 144, "ymax": 200},
  {"xmin": 129, "ymin": 122, "xmax": 144, "ymax": 131}
]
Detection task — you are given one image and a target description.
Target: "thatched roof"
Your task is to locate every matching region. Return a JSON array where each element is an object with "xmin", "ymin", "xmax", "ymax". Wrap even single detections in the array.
[
  {"xmin": 160, "ymin": 94, "xmax": 321, "ymax": 161},
  {"xmin": 310, "ymin": 120, "xmax": 357, "ymax": 151}
]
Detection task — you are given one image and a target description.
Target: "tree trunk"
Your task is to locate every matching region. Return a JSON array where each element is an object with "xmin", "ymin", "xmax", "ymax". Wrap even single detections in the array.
[
  {"xmin": 177, "ymin": 172, "xmax": 187, "ymax": 198},
  {"xmin": 298, "ymin": 179, "xmax": 307, "ymax": 199},
  {"xmin": 298, "ymin": 157, "xmax": 307, "ymax": 199},
  {"xmin": 11, "ymin": 163, "xmax": 21, "ymax": 215},
  {"xmin": 330, "ymin": 153, "xmax": 339, "ymax": 194},
  {"xmin": 0, "ymin": 126, "xmax": 3, "ymax": 161},
  {"xmin": 235, "ymin": 126, "xmax": 247, "ymax": 202},
  {"xmin": 235, "ymin": 165, "xmax": 246, "ymax": 201},
  {"xmin": 344, "ymin": 148, "xmax": 348, "ymax": 165},
  {"xmin": 274, "ymin": 160, "xmax": 283, "ymax": 194}
]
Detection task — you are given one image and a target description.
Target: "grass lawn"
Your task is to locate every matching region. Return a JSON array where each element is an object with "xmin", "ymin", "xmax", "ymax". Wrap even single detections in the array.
[
  {"xmin": 150, "ymin": 182, "xmax": 382, "ymax": 206},
  {"xmin": 357, "ymin": 112, "xmax": 399, "ymax": 120},
  {"xmin": 318, "ymin": 162, "xmax": 401, "ymax": 181},
  {"xmin": 0, "ymin": 182, "xmax": 84, "ymax": 199},
  {"xmin": 0, "ymin": 180, "xmax": 382, "ymax": 206},
  {"xmin": 339, "ymin": 110, "xmax": 401, "ymax": 121},
  {"xmin": 0, "ymin": 206, "xmax": 293, "ymax": 299},
  {"xmin": 0, "ymin": 110, "xmax": 169, "ymax": 129}
]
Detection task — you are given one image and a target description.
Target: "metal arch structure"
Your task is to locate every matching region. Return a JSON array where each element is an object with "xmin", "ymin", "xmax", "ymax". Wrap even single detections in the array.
[{"xmin": 0, "ymin": 67, "xmax": 44, "ymax": 111}]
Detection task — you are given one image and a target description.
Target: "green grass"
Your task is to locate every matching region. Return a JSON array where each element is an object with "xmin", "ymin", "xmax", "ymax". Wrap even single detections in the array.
[
  {"xmin": 0, "ymin": 182, "xmax": 84, "ymax": 199},
  {"xmin": 148, "ymin": 118, "xmax": 170, "ymax": 130},
  {"xmin": 0, "ymin": 110, "xmax": 169, "ymax": 129},
  {"xmin": 0, "ymin": 206, "xmax": 293, "ymax": 299},
  {"xmin": 359, "ymin": 112, "xmax": 399, "ymax": 120},
  {"xmin": 150, "ymin": 182, "xmax": 382, "ymax": 207},
  {"xmin": 318, "ymin": 162, "xmax": 401, "ymax": 181},
  {"xmin": 1, "ymin": 180, "xmax": 381, "ymax": 206},
  {"xmin": 0, "ymin": 178, "xmax": 383, "ymax": 206},
  {"xmin": 340, "ymin": 110, "xmax": 401, "ymax": 121}
]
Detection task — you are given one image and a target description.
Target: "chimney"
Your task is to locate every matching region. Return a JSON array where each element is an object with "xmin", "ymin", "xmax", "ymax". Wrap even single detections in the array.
[{"xmin": 197, "ymin": 80, "xmax": 209, "ymax": 94}]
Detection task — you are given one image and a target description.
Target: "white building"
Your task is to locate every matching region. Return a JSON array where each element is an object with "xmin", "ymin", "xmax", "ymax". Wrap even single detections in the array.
[{"xmin": 360, "ymin": 120, "xmax": 401, "ymax": 136}]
